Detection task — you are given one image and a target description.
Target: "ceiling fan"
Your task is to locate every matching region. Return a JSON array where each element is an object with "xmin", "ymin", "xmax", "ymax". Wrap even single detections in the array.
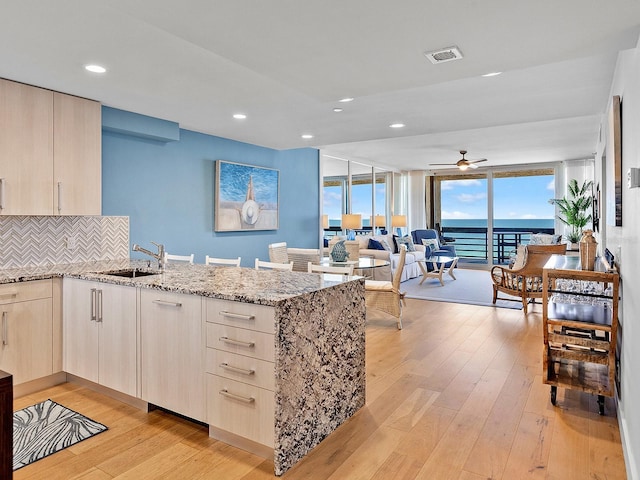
[{"xmin": 431, "ymin": 150, "xmax": 488, "ymax": 170}]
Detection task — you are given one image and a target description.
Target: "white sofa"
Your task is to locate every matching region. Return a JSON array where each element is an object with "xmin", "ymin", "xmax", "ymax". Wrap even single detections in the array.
[{"xmin": 328, "ymin": 233, "xmax": 425, "ymax": 282}]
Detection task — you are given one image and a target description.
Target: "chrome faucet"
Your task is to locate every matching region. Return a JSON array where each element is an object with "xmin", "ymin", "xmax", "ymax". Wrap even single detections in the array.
[{"xmin": 132, "ymin": 242, "xmax": 165, "ymax": 270}]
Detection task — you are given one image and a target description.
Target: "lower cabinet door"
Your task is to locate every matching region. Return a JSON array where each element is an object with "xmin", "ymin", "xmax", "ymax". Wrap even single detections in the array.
[
  {"xmin": 207, "ymin": 374, "xmax": 274, "ymax": 448},
  {"xmin": 140, "ymin": 290, "xmax": 205, "ymax": 422},
  {"xmin": 0, "ymin": 298, "xmax": 53, "ymax": 384}
]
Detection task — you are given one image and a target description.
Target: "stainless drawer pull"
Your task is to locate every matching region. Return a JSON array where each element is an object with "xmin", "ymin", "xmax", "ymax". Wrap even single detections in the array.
[
  {"xmin": 220, "ymin": 363, "xmax": 255, "ymax": 376},
  {"xmin": 90, "ymin": 288, "xmax": 97, "ymax": 321},
  {"xmin": 0, "ymin": 178, "xmax": 4, "ymax": 210},
  {"xmin": 1, "ymin": 311, "xmax": 7, "ymax": 346},
  {"xmin": 219, "ymin": 310, "xmax": 255, "ymax": 321},
  {"xmin": 219, "ymin": 389, "xmax": 255, "ymax": 403},
  {"xmin": 219, "ymin": 336, "xmax": 255, "ymax": 348},
  {"xmin": 152, "ymin": 300, "xmax": 183, "ymax": 307}
]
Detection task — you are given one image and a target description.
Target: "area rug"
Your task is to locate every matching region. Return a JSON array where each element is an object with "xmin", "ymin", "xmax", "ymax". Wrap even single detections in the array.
[
  {"xmin": 13, "ymin": 399, "xmax": 107, "ymax": 470},
  {"xmin": 401, "ymin": 267, "xmax": 523, "ymax": 309}
]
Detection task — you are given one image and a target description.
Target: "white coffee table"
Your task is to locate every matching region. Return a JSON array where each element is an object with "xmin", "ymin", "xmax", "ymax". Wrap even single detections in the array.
[{"xmin": 417, "ymin": 255, "xmax": 459, "ymax": 286}]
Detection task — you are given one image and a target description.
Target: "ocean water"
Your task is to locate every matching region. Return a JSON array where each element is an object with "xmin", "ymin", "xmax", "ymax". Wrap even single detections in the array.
[{"xmin": 441, "ymin": 219, "xmax": 554, "ymax": 229}]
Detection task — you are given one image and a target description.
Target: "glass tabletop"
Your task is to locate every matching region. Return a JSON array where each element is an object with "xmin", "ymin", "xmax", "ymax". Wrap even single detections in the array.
[
  {"xmin": 421, "ymin": 255, "xmax": 457, "ymax": 264},
  {"xmin": 320, "ymin": 257, "xmax": 390, "ymax": 269}
]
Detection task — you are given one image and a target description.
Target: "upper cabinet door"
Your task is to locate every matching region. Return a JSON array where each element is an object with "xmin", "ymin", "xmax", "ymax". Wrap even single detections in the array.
[
  {"xmin": 53, "ymin": 92, "xmax": 101, "ymax": 215},
  {"xmin": 0, "ymin": 78, "xmax": 54, "ymax": 215}
]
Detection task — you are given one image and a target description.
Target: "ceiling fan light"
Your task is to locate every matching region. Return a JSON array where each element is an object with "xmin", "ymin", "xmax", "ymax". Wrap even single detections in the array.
[{"xmin": 458, "ymin": 164, "xmax": 469, "ymax": 171}]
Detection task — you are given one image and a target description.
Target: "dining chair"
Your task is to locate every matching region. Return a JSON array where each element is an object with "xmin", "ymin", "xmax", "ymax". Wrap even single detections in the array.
[
  {"xmin": 364, "ymin": 245, "xmax": 406, "ymax": 330},
  {"xmin": 205, "ymin": 255, "xmax": 241, "ymax": 267},
  {"xmin": 268, "ymin": 242, "xmax": 289, "ymax": 264},
  {"xmin": 307, "ymin": 262, "xmax": 354, "ymax": 276},
  {"xmin": 254, "ymin": 259, "xmax": 294, "ymax": 271},
  {"xmin": 164, "ymin": 252, "xmax": 195, "ymax": 264},
  {"xmin": 288, "ymin": 248, "xmax": 321, "ymax": 272}
]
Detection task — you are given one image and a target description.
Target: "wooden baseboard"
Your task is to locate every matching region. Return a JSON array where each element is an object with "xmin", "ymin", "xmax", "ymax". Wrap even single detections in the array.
[
  {"xmin": 66, "ymin": 374, "xmax": 148, "ymax": 411},
  {"xmin": 13, "ymin": 372, "xmax": 67, "ymax": 398},
  {"xmin": 208, "ymin": 425, "xmax": 273, "ymax": 460}
]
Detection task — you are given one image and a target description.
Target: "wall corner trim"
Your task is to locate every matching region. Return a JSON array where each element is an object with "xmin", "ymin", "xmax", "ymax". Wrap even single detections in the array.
[{"xmin": 102, "ymin": 106, "xmax": 180, "ymax": 143}]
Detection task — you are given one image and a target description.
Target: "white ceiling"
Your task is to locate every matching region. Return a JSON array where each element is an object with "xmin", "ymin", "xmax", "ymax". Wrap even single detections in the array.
[{"xmin": 2, "ymin": 0, "xmax": 640, "ymax": 171}]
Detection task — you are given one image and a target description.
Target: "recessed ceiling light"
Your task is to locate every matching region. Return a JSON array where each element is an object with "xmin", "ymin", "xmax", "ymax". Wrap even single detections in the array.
[
  {"xmin": 389, "ymin": 123, "xmax": 405, "ymax": 129},
  {"xmin": 85, "ymin": 64, "xmax": 106, "ymax": 73},
  {"xmin": 482, "ymin": 72, "xmax": 502, "ymax": 77},
  {"xmin": 233, "ymin": 113, "xmax": 247, "ymax": 119},
  {"xmin": 301, "ymin": 134, "xmax": 314, "ymax": 139},
  {"xmin": 333, "ymin": 108, "xmax": 343, "ymax": 113},
  {"xmin": 338, "ymin": 97, "xmax": 354, "ymax": 103}
]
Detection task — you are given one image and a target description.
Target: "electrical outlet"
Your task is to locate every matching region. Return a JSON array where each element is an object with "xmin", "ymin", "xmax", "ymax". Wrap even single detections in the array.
[{"xmin": 65, "ymin": 236, "xmax": 77, "ymax": 250}]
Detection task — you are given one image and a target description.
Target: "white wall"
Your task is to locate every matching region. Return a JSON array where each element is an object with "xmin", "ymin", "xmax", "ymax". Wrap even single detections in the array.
[{"xmin": 599, "ymin": 44, "xmax": 640, "ymax": 479}]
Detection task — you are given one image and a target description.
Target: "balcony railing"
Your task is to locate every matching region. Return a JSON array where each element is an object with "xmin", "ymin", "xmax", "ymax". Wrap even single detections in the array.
[{"xmin": 440, "ymin": 226, "xmax": 556, "ymax": 264}]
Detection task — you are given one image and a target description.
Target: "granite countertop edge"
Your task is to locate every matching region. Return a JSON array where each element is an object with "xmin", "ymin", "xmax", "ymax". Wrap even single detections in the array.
[{"xmin": 0, "ymin": 259, "xmax": 363, "ymax": 307}]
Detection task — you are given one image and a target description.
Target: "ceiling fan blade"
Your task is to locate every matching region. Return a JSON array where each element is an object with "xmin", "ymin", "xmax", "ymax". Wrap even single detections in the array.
[
  {"xmin": 430, "ymin": 163, "xmax": 455, "ymax": 166},
  {"xmin": 470, "ymin": 158, "xmax": 487, "ymax": 164},
  {"xmin": 468, "ymin": 163, "xmax": 479, "ymax": 169}
]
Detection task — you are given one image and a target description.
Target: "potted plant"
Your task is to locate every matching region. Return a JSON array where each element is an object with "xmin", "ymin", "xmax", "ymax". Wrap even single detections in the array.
[{"xmin": 550, "ymin": 179, "xmax": 593, "ymax": 248}]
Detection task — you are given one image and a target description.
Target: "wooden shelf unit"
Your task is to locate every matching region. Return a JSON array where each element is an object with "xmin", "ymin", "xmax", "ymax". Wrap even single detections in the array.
[{"xmin": 542, "ymin": 255, "xmax": 619, "ymax": 414}]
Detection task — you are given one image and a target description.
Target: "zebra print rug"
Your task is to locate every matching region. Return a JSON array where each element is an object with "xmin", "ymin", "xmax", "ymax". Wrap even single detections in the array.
[{"xmin": 13, "ymin": 399, "xmax": 107, "ymax": 470}]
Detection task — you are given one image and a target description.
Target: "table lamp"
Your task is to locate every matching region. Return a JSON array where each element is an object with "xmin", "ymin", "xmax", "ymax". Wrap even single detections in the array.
[
  {"xmin": 371, "ymin": 215, "xmax": 386, "ymax": 234},
  {"xmin": 392, "ymin": 215, "xmax": 406, "ymax": 236},
  {"xmin": 342, "ymin": 214, "xmax": 362, "ymax": 240},
  {"xmin": 322, "ymin": 214, "xmax": 329, "ymax": 230}
]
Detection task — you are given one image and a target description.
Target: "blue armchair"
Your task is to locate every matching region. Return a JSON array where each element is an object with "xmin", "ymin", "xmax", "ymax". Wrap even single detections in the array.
[{"xmin": 410, "ymin": 229, "xmax": 456, "ymax": 257}]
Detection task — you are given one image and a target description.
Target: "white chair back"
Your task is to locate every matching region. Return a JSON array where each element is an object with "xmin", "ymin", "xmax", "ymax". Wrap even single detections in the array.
[
  {"xmin": 205, "ymin": 255, "xmax": 241, "ymax": 266},
  {"xmin": 255, "ymin": 259, "xmax": 294, "ymax": 271},
  {"xmin": 308, "ymin": 263, "xmax": 354, "ymax": 276},
  {"xmin": 164, "ymin": 252, "xmax": 195, "ymax": 264}
]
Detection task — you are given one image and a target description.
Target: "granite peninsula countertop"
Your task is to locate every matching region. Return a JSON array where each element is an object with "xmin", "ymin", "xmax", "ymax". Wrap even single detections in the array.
[{"xmin": 0, "ymin": 259, "xmax": 363, "ymax": 307}]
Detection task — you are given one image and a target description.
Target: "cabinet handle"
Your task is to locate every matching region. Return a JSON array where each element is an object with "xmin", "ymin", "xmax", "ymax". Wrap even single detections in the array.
[
  {"xmin": 219, "ymin": 311, "xmax": 255, "ymax": 321},
  {"xmin": 152, "ymin": 300, "xmax": 183, "ymax": 307},
  {"xmin": 219, "ymin": 389, "xmax": 255, "ymax": 403},
  {"xmin": 219, "ymin": 336, "xmax": 255, "ymax": 348},
  {"xmin": 97, "ymin": 290, "xmax": 103, "ymax": 323},
  {"xmin": 0, "ymin": 178, "xmax": 4, "ymax": 210},
  {"xmin": 220, "ymin": 363, "xmax": 255, "ymax": 376},
  {"xmin": 0, "ymin": 292, "xmax": 18, "ymax": 300},
  {"xmin": 90, "ymin": 288, "xmax": 97, "ymax": 321},
  {"xmin": 1, "ymin": 311, "xmax": 7, "ymax": 346},
  {"xmin": 57, "ymin": 182, "xmax": 62, "ymax": 213}
]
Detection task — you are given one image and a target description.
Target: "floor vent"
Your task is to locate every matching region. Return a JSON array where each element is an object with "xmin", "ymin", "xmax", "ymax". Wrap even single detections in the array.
[{"xmin": 424, "ymin": 46, "xmax": 463, "ymax": 64}]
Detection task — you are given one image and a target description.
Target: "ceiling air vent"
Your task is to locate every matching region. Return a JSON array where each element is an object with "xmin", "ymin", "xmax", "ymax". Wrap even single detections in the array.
[{"xmin": 424, "ymin": 46, "xmax": 463, "ymax": 64}]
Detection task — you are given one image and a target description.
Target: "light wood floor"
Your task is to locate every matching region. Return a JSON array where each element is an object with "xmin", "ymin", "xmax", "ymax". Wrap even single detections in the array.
[{"xmin": 15, "ymin": 298, "xmax": 627, "ymax": 479}]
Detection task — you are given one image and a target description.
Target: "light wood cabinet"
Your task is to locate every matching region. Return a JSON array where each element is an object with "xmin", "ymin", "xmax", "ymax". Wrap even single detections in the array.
[
  {"xmin": 140, "ymin": 289, "xmax": 205, "ymax": 422},
  {"xmin": 205, "ymin": 298, "xmax": 276, "ymax": 448},
  {"xmin": 0, "ymin": 78, "xmax": 101, "ymax": 215},
  {"xmin": 63, "ymin": 278, "xmax": 137, "ymax": 396},
  {"xmin": 0, "ymin": 280, "xmax": 53, "ymax": 384},
  {"xmin": 0, "ymin": 78, "xmax": 54, "ymax": 215},
  {"xmin": 53, "ymin": 92, "xmax": 101, "ymax": 215}
]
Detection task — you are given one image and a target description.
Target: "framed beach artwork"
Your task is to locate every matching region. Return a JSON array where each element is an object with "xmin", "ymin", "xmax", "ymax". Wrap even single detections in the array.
[{"xmin": 214, "ymin": 160, "xmax": 279, "ymax": 231}]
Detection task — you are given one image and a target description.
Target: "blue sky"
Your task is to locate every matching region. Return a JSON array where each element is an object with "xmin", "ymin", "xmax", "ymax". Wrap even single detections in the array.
[{"xmin": 324, "ymin": 174, "xmax": 555, "ymax": 224}]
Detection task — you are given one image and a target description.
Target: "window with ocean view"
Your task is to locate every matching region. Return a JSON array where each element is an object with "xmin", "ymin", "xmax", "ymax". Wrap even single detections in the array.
[{"xmin": 437, "ymin": 169, "xmax": 556, "ymax": 264}]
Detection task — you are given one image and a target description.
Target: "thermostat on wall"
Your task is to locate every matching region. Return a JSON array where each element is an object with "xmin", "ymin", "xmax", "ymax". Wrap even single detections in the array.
[{"xmin": 627, "ymin": 168, "xmax": 640, "ymax": 188}]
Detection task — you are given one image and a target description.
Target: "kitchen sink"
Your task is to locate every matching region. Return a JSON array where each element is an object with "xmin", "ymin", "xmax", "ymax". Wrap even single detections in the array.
[{"xmin": 102, "ymin": 269, "xmax": 160, "ymax": 278}]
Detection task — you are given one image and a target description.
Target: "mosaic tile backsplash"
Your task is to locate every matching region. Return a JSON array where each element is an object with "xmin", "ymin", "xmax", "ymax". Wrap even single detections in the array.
[{"xmin": 0, "ymin": 216, "xmax": 129, "ymax": 268}]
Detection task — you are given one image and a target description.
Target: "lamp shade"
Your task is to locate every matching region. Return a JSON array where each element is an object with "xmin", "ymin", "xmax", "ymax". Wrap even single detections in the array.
[
  {"xmin": 391, "ymin": 215, "xmax": 407, "ymax": 227},
  {"xmin": 341, "ymin": 213, "xmax": 362, "ymax": 230},
  {"xmin": 322, "ymin": 214, "xmax": 329, "ymax": 229},
  {"xmin": 370, "ymin": 215, "xmax": 386, "ymax": 227}
]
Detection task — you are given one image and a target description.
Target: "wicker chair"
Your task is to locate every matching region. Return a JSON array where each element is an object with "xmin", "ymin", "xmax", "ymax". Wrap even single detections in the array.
[
  {"xmin": 205, "ymin": 256, "xmax": 241, "ymax": 266},
  {"xmin": 268, "ymin": 242, "xmax": 289, "ymax": 263},
  {"xmin": 288, "ymin": 248, "xmax": 321, "ymax": 272},
  {"xmin": 364, "ymin": 245, "xmax": 407, "ymax": 329},
  {"xmin": 490, "ymin": 243, "xmax": 566, "ymax": 313},
  {"xmin": 255, "ymin": 259, "xmax": 294, "ymax": 271}
]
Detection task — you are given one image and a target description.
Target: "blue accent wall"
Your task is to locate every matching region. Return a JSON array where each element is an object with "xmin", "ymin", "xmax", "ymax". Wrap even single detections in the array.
[{"xmin": 101, "ymin": 107, "xmax": 320, "ymax": 266}]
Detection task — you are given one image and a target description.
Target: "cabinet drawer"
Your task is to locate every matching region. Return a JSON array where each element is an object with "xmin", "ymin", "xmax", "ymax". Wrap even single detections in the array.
[
  {"xmin": 0, "ymin": 280, "xmax": 52, "ymax": 305},
  {"xmin": 206, "ymin": 349, "xmax": 275, "ymax": 391},
  {"xmin": 207, "ymin": 374, "xmax": 274, "ymax": 448},
  {"xmin": 207, "ymin": 323, "xmax": 274, "ymax": 361},
  {"xmin": 205, "ymin": 298, "xmax": 275, "ymax": 334}
]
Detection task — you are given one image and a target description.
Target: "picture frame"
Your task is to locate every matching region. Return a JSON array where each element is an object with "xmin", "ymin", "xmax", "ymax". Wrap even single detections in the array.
[
  {"xmin": 606, "ymin": 95, "xmax": 622, "ymax": 226},
  {"xmin": 214, "ymin": 160, "xmax": 279, "ymax": 232}
]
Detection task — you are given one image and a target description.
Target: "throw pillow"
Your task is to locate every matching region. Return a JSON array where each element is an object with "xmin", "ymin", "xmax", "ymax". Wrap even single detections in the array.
[
  {"xmin": 368, "ymin": 238, "xmax": 386, "ymax": 250},
  {"xmin": 395, "ymin": 235, "xmax": 416, "ymax": 252},
  {"xmin": 421, "ymin": 238, "xmax": 440, "ymax": 252},
  {"xmin": 530, "ymin": 233, "xmax": 560, "ymax": 245}
]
